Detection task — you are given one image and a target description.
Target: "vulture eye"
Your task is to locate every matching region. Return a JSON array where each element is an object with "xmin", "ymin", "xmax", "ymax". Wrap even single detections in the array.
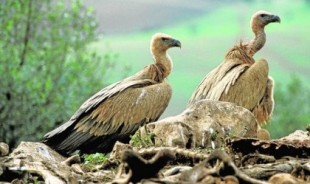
[
  {"xmin": 161, "ymin": 37, "xmax": 169, "ymax": 41},
  {"xmin": 260, "ymin": 14, "xmax": 267, "ymax": 18}
]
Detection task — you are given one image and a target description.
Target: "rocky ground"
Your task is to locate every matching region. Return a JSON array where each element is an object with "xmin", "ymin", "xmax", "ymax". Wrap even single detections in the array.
[{"xmin": 0, "ymin": 100, "xmax": 309, "ymax": 183}]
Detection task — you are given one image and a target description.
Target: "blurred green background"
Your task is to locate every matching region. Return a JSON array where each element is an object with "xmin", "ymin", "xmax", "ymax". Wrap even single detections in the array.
[{"xmin": 0, "ymin": 0, "xmax": 309, "ymax": 148}]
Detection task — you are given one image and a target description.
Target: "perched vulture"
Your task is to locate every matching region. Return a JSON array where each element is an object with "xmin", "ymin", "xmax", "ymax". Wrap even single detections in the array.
[
  {"xmin": 43, "ymin": 33, "xmax": 181, "ymax": 155},
  {"xmin": 189, "ymin": 10, "xmax": 280, "ymax": 126}
]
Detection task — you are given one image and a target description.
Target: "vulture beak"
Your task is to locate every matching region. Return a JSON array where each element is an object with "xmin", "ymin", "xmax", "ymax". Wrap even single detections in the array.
[
  {"xmin": 171, "ymin": 39, "xmax": 182, "ymax": 48},
  {"xmin": 271, "ymin": 15, "xmax": 281, "ymax": 23}
]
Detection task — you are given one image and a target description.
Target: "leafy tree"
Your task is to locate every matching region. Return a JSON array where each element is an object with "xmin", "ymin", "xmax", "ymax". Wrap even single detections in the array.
[
  {"xmin": 267, "ymin": 76, "xmax": 310, "ymax": 138},
  {"xmin": 0, "ymin": 0, "xmax": 118, "ymax": 147}
]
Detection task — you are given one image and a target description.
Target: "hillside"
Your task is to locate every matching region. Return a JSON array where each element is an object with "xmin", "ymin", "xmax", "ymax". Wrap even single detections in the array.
[
  {"xmin": 83, "ymin": 0, "xmax": 221, "ymax": 34},
  {"xmin": 88, "ymin": 0, "xmax": 310, "ymax": 116}
]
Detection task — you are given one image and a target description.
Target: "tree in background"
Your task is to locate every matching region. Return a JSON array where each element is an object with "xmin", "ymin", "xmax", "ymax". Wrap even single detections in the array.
[
  {"xmin": 0, "ymin": 0, "xmax": 118, "ymax": 147},
  {"xmin": 267, "ymin": 76, "xmax": 310, "ymax": 138}
]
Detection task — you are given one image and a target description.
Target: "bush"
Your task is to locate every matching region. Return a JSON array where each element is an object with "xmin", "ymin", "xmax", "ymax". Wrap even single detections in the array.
[
  {"xmin": 267, "ymin": 76, "xmax": 310, "ymax": 138},
  {"xmin": 0, "ymin": 0, "xmax": 118, "ymax": 147}
]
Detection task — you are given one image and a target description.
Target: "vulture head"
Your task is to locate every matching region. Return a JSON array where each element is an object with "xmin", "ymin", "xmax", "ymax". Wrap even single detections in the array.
[
  {"xmin": 150, "ymin": 33, "xmax": 181, "ymax": 53},
  {"xmin": 251, "ymin": 10, "xmax": 281, "ymax": 29}
]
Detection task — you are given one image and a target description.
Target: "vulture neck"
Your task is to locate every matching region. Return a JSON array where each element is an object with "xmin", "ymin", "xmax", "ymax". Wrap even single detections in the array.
[
  {"xmin": 152, "ymin": 49, "xmax": 172, "ymax": 79},
  {"xmin": 248, "ymin": 24, "xmax": 266, "ymax": 57}
]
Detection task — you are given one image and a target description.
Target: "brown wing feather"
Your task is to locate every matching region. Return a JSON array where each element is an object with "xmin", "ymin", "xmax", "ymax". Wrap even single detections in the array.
[
  {"xmin": 189, "ymin": 43, "xmax": 272, "ymax": 127},
  {"xmin": 43, "ymin": 79, "xmax": 154, "ymax": 139},
  {"xmin": 205, "ymin": 62, "xmax": 250, "ymax": 101},
  {"xmin": 189, "ymin": 62, "xmax": 248, "ymax": 104},
  {"xmin": 75, "ymin": 81, "xmax": 172, "ymax": 136},
  {"xmin": 253, "ymin": 77, "xmax": 274, "ymax": 125},
  {"xmin": 189, "ymin": 43, "xmax": 257, "ymax": 105},
  {"xmin": 189, "ymin": 58, "xmax": 268, "ymax": 112},
  {"xmin": 219, "ymin": 59, "xmax": 269, "ymax": 110},
  {"xmin": 43, "ymin": 78, "xmax": 171, "ymax": 154}
]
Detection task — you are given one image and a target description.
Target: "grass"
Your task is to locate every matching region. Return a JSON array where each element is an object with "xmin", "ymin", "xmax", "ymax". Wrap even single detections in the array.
[{"xmin": 92, "ymin": 1, "xmax": 310, "ymax": 136}]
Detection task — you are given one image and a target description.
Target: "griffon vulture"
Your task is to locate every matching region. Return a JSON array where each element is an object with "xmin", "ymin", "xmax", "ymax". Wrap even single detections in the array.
[
  {"xmin": 43, "ymin": 33, "xmax": 181, "ymax": 155},
  {"xmin": 189, "ymin": 10, "xmax": 280, "ymax": 126}
]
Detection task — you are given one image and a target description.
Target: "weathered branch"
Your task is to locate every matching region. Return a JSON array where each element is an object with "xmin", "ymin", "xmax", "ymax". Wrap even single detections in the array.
[
  {"xmin": 136, "ymin": 147, "xmax": 209, "ymax": 163},
  {"xmin": 206, "ymin": 149, "xmax": 269, "ymax": 184},
  {"xmin": 241, "ymin": 159, "xmax": 309, "ymax": 180},
  {"xmin": 120, "ymin": 149, "xmax": 175, "ymax": 183}
]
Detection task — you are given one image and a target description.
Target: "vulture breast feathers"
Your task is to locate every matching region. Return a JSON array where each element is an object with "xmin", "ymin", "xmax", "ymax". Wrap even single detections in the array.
[{"xmin": 43, "ymin": 33, "xmax": 181, "ymax": 155}]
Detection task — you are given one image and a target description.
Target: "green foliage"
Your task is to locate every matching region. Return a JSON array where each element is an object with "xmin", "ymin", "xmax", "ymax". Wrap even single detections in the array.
[
  {"xmin": 82, "ymin": 153, "xmax": 108, "ymax": 171},
  {"xmin": 130, "ymin": 127, "xmax": 154, "ymax": 147},
  {"xmin": 267, "ymin": 76, "xmax": 310, "ymax": 138},
  {"xmin": 0, "ymin": 0, "xmax": 118, "ymax": 147},
  {"xmin": 83, "ymin": 153, "xmax": 108, "ymax": 165}
]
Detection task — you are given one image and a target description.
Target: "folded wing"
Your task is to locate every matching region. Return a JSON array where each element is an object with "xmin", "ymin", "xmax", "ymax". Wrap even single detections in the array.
[{"xmin": 43, "ymin": 79, "xmax": 172, "ymax": 154}]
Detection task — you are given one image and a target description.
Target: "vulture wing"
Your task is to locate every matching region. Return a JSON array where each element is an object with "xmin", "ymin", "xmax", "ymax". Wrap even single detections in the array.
[
  {"xmin": 189, "ymin": 58, "xmax": 269, "ymax": 111},
  {"xmin": 219, "ymin": 58, "xmax": 269, "ymax": 110},
  {"xmin": 189, "ymin": 62, "xmax": 248, "ymax": 104},
  {"xmin": 43, "ymin": 79, "xmax": 172, "ymax": 154},
  {"xmin": 253, "ymin": 76, "xmax": 274, "ymax": 124}
]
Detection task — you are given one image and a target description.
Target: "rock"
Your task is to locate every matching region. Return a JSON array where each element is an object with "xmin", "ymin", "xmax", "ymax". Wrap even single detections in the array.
[
  {"xmin": 279, "ymin": 130, "xmax": 310, "ymax": 143},
  {"xmin": 10, "ymin": 142, "xmax": 65, "ymax": 162},
  {"xmin": 0, "ymin": 142, "xmax": 9, "ymax": 156},
  {"xmin": 1, "ymin": 142, "xmax": 69, "ymax": 183},
  {"xmin": 138, "ymin": 100, "xmax": 258, "ymax": 149},
  {"xmin": 277, "ymin": 130, "xmax": 310, "ymax": 153},
  {"xmin": 223, "ymin": 175, "xmax": 239, "ymax": 184},
  {"xmin": 268, "ymin": 173, "xmax": 307, "ymax": 184},
  {"xmin": 1, "ymin": 142, "xmax": 111, "ymax": 183},
  {"xmin": 256, "ymin": 128, "xmax": 271, "ymax": 140}
]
